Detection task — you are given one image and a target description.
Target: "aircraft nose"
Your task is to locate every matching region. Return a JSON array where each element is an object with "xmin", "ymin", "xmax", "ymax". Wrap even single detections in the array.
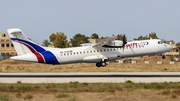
[{"xmin": 167, "ymin": 44, "xmax": 173, "ymax": 51}]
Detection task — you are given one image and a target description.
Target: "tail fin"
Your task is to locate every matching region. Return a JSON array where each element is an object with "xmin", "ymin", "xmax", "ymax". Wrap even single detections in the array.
[{"xmin": 7, "ymin": 28, "xmax": 46, "ymax": 55}]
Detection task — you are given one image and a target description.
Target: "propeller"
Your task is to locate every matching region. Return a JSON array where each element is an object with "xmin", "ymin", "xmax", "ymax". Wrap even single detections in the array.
[
  {"xmin": 122, "ymin": 34, "xmax": 127, "ymax": 51},
  {"xmin": 122, "ymin": 34, "xmax": 127, "ymax": 47},
  {"xmin": 122, "ymin": 34, "xmax": 135, "ymax": 54}
]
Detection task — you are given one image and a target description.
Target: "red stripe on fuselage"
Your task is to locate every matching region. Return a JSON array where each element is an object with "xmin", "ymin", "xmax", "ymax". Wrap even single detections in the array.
[
  {"xmin": 13, "ymin": 40, "xmax": 45, "ymax": 63},
  {"xmin": 34, "ymin": 52, "xmax": 45, "ymax": 63}
]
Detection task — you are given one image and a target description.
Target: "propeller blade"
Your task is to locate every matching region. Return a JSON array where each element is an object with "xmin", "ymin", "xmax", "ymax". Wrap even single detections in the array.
[{"xmin": 122, "ymin": 34, "xmax": 127, "ymax": 46}]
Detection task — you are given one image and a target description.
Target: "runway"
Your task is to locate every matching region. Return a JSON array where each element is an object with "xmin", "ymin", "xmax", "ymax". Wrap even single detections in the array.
[{"xmin": 0, "ymin": 72, "xmax": 180, "ymax": 83}]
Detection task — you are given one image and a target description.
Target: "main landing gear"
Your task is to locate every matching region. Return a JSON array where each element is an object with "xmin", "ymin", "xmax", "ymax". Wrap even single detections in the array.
[{"xmin": 96, "ymin": 60, "xmax": 107, "ymax": 67}]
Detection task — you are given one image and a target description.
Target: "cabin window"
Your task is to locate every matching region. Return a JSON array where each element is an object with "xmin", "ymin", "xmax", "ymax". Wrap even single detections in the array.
[
  {"xmin": 70, "ymin": 53, "xmax": 72, "ymax": 55},
  {"xmin": 87, "ymin": 51, "xmax": 89, "ymax": 53},
  {"xmin": 110, "ymin": 49, "xmax": 112, "ymax": 51},
  {"xmin": 64, "ymin": 53, "xmax": 66, "ymax": 56},
  {"xmin": 90, "ymin": 51, "xmax": 92, "ymax": 53},
  {"xmin": 94, "ymin": 50, "xmax": 96, "ymax": 53},
  {"xmin": 104, "ymin": 49, "xmax": 106, "ymax": 52},
  {"xmin": 100, "ymin": 50, "xmax": 102, "ymax": 52},
  {"xmin": 80, "ymin": 52, "xmax": 82, "ymax": 54},
  {"xmin": 97, "ymin": 50, "xmax": 99, "ymax": 52},
  {"xmin": 77, "ymin": 52, "xmax": 79, "ymax": 54},
  {"xmin": 107, "ymin": 49, "xmax": 109, "ymax": 51},
  {"xmin": 73, "ymin": 52, "xmax": 75, "ymax": 55},
  {"xmin": 67, "ymin": 53, "xmax": 69, "ymax": 55}
]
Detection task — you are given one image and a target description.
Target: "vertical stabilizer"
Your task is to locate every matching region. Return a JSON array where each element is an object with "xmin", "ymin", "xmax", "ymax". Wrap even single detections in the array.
[{"xmin": 7, "ymin": 28, "xmax": 46, "ymax": 55}]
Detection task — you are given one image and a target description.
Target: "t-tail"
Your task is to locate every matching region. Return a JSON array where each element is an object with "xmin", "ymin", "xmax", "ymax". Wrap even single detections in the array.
[{"xmin": 7, "ymin": 28, "xmax": 59, "ymax": 64}]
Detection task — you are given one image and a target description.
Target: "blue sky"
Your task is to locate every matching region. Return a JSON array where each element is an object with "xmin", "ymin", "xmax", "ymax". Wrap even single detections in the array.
[{"xmin": 0, "ymin": 0, "xmax": 180, "ymax": 44}]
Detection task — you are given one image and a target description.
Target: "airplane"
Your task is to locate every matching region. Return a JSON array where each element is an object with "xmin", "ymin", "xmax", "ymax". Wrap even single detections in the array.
[{"xmin": 7, "ymin": 28, "xmax": 172, "ymax": 67}]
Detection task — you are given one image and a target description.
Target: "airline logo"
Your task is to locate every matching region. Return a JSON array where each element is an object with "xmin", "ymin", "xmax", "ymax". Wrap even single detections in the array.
[
  {"xmin": 11, "ymin": 38, "xmax": 59, "ymax": 64},
  {"xmin": 125, "ymin": 41, "xmax": 149, "ymax": 47}
]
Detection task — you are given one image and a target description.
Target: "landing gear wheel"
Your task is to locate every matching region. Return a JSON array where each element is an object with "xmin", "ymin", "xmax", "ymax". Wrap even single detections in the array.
[
  {"xmin": 162, "ymin": 56, "xmax": 166, "ymax": 59},
  {"xmin": 96, "ymin": 63, "xmax": 101, "ymax": 67},
  {"xmin": 101, "ymin": 62, "xmax": 106, "ymax": 67},
  {"xmin": 96, "ymin": 60, "xmax": 107, "ymax": 67}
]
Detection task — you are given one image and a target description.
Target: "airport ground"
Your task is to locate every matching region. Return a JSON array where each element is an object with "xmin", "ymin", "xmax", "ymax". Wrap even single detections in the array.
[
  {"xmin": 0, "ymin": 55, "xmax": 180, "ymax": 101},
  {"xmin": 1, "ymin": 82, "xmax": 180, "ymax": 101},
  {"xmin": 0, "ymin": 56, "xmax": 179, "ymax": 73}
]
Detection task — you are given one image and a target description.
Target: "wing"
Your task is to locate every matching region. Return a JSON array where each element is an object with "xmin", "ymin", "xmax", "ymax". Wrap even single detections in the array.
[{"xmin": 92, "ymin": 36, "xmax": 117, "ymax": 49}]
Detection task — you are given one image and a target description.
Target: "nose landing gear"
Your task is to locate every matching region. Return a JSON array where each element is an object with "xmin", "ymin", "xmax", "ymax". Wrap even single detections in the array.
[
  {"xmin": 162, "ymin": 55, "xmax": 166, "ymax": 59},
  {"xmin": 161, "ymin": 53, "xmax": 166, "ymax": 59}
]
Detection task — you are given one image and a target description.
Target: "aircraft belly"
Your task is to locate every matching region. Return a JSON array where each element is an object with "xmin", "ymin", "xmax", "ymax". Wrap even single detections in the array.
[
  {"xmin": 83, "ymin": 55, "xmax": 102, "ymax": 63},
  {"xmin": 108, "ymin": 55, "xmax": 118, "ymax": 61},
  {"xmin": 58, "ymin": 56, "xmax": 83, "ymax": 64}
]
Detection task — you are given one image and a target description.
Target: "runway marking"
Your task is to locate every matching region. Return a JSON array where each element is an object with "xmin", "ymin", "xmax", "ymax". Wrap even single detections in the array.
[
  {"xmin": 0, "ymin": 73, "xmax": 180, "ymax": 83},
  {"xmin": 0, "ymin": 75, "xmax": 180, "ymax": 78}
]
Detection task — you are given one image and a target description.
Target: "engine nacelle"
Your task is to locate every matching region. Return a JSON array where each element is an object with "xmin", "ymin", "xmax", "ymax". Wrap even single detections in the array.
[{"xmin": 103, "ymin": 40, "xmax": 123, "ymax": 48}]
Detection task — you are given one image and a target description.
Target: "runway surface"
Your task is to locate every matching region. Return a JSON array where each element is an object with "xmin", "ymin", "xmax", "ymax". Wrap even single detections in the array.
[{"xmin": 0, "ymin": 72, "xmax": 180, "ymax": 83}]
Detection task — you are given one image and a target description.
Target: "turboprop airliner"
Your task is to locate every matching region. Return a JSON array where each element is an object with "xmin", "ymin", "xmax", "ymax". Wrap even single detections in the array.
[{"xmin": 7, "ymin": 28, "xmax": 172, "ymax": 67}]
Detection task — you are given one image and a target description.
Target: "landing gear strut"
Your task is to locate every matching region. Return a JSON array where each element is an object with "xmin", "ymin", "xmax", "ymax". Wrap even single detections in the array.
[{"xmin": 101, "ymin": 61, "xmax": 106, "ymax": 67}]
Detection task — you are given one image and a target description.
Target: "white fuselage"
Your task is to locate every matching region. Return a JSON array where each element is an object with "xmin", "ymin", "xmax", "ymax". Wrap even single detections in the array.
[
  {"xmin": 39, "ymin": 39, "xmax": 171, "ymax": 64},
  {"xmin": 10, "ymin": 39, "xmax": 172, "ymax": 65}
]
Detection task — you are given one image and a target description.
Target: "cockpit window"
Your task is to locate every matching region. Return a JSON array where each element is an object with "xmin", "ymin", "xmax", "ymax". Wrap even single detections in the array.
[{"xmin": 158, "ymin": 41, "xmax": 164, "ymax": 44}]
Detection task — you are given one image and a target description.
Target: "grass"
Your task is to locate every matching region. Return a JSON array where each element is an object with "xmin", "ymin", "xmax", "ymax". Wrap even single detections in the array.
[
  {"xmin": 0, "ymin": 93, "xmax": 11, "ymax": 101},
  {"xmin": 17, "ymin": 81, "xmax": 21, "ymax": 84},
  {"xmin": 69, "ymin": 96, "xmax": 76, "ymax": 101},
  {"xmin": 24, "ymin": 95, "xmax": 33, "ymax": 100},
  {"xmin": 55, "ymin": 93, "xmax": 69, "ymax": 98},
  {"xmin": 123, "ymin": 81, "xmax": 180, "ymax": 89},
  {"xmin": 0, "ymin": 81, "xmax": 180, "ymax": 93},
  {"xmin": 15, "ymin": 93, "xmax": 22, "ymax": 98},
  {"xmin": 0, "ymin": 82, "xmax": 180, "ymax": 100}
]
